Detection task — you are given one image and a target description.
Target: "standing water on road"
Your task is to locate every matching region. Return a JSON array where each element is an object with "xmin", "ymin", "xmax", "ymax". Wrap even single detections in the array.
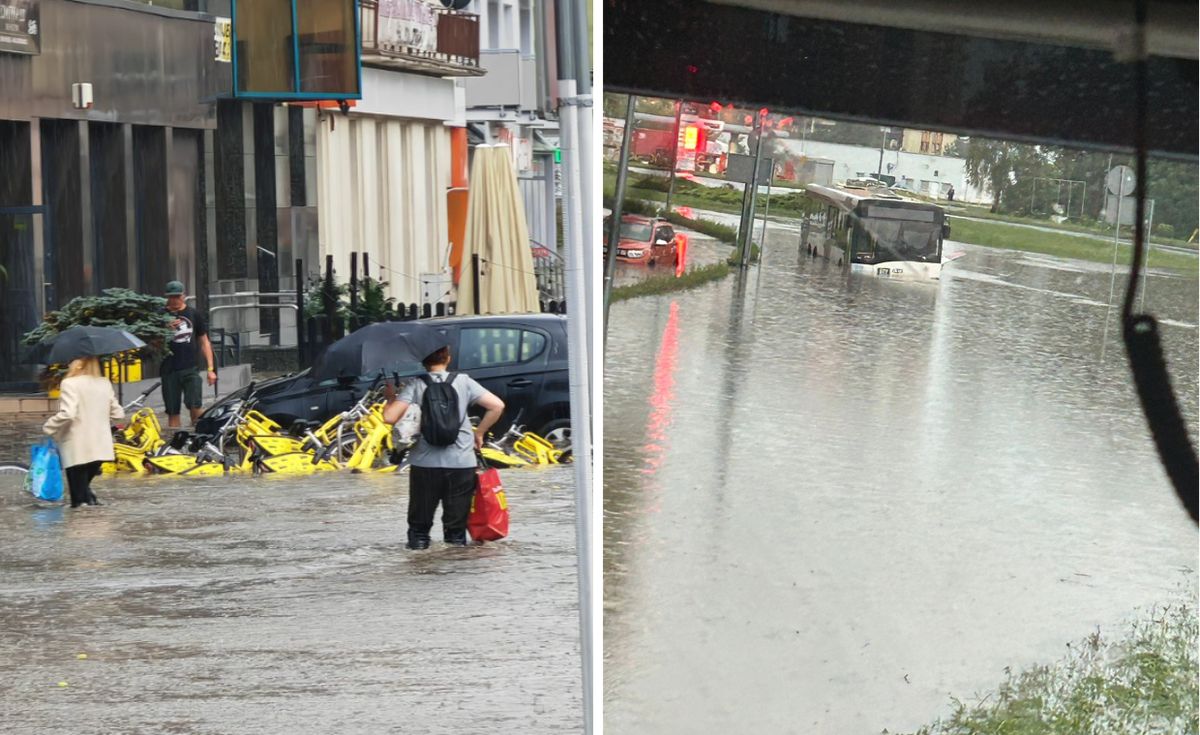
[
  {"xmin": 604, "ymin": 234, "xmax": 1197, "ymax": 733},
  {"xmin": 0, "ymin": 468, "xmax": 580, "ymax": 734}
]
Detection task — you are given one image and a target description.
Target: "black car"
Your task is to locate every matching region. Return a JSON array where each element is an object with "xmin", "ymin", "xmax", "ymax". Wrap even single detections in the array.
[{"xmin": 197, "ymin": 314, "xmax": 571, "ymax": 445}]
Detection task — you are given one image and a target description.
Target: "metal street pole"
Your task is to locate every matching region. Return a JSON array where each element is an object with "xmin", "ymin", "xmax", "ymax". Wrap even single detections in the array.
[
  {"xmin": 663, "ymin": 99, "xmax": 683, "ymax": 215},
  {"xmin": 877, "ymin": 127, "xmax": 886, "ymax": 175},
  {"xmin": 603, "ymin": 94, "xmax": 636, "ymax": 334},
  {"xmin": 736, "ymin": 112, "xmax": 764, "ymax": 268},
  {"xmin": 758, "ymin": 178, "xmax": 772, "ymax": 252},
  {"xmin": 1101, "ymin": 174, "xmax": 1126, "ymax": 361},
  {"xmin": 740, "ymin": 113, "xmax": 767, "ymax": 268},
  {"xmin": 1140, "ymin": 198, "xmax": 1154, "ymax": 310},
  {"xmin": 556, "ymin": 77, "xmax": 594, "ymax": 735}
]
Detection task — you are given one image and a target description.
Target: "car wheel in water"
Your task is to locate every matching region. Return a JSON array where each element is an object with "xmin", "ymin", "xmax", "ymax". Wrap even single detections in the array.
[{"xmin": 537, "ymin": 418, "xmax": 572, "ymax": 450}]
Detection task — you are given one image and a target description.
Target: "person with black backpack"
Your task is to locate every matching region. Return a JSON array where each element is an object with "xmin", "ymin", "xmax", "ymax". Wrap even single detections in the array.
[{"xmin": 382, "ymin": 345, "xmax": 505, "ymax": 549}]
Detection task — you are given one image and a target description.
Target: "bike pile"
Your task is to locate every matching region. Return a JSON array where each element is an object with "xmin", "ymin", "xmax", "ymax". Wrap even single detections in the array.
[{"xmin": 103, "ymin": 379, "xmax": 569, "ymax": 478}]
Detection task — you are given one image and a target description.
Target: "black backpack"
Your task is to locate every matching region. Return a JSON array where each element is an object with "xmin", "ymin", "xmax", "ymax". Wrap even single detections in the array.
[{"xmin": 418, "ymin": 373, "xmax": 463, "ymax": 447}]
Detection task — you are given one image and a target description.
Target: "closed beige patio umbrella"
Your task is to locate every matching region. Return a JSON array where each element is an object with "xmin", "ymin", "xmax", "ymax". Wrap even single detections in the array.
[{"xmin": 457, "ymin": 145, "xmax": 540, "ymax": 315}]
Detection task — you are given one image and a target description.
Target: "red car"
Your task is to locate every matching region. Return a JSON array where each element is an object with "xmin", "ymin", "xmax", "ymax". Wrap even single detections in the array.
[{"xmin": 602, "ymin": 215, "xmax": 686, "ymax": 270}]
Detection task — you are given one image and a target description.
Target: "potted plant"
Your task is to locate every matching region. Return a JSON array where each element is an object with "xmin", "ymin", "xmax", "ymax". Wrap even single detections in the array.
[{"xmin": 23, "ymin": 288, "xmax": 177, "ymax": 392}]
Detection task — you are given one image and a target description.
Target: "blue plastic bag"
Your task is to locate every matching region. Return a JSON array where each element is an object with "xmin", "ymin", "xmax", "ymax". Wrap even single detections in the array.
[{"xmin": 24, "ymin": 439, "xmax": 64, "ymax": 503}]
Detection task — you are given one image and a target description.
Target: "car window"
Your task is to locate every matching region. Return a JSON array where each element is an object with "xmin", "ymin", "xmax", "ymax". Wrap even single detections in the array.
[
  {"xmin": 655, "ymin": 227, "xmax": 674, "ymax": 242},
  {"xmin": 458, "ymin": 327, "xmax": 547, "ymax": 370},
  {"xmin": 521, "ymin": 331, "xmax": 547, "ymax": 361},
  {"xmin": 620, "ymin": 222, "xmax": 653, "ymax": 240}
]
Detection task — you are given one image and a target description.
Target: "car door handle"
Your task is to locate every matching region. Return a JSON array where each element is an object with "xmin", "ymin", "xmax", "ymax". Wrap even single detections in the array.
[{"xmin": 507, "ymin": 378, "xmax": 533, "ymax": 388}]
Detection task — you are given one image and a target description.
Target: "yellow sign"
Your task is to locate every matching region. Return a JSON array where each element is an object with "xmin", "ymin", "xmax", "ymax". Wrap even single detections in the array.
[{"xmin": 214, "ymin": 17, "xmax": 231, "ymax": 63}]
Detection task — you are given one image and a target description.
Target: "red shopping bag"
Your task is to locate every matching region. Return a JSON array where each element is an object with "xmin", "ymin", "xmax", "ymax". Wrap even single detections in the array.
[{"xmin": 467, "ymin": 466, "xmax": 509, "ymax": 541}]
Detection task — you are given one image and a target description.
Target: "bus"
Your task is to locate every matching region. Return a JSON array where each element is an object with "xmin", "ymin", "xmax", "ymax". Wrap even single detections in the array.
[{"xmin": 802, "ymin": 180, "xmax": 951, "ymax": 280}]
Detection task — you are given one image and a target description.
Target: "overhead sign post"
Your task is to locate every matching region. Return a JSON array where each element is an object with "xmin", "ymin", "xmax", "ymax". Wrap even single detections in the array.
[{"xmin": 0, "ymin": 0, "xmax": 40, "ymax": 56}]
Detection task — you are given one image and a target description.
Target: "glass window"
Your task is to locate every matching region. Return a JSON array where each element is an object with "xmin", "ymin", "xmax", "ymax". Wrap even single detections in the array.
[
  {"xmin": 296, "ymin": 0, "xmax": 359, "ymax": 94},
  {"xmin": 458, "ymin": 327, "xmax": 546, "ymax": 369},
  {"xmin": 235, "ymin": 0, "xmax": 295, "ymax": 94},
  {"xmin": 458, "ymin": 328, "xmax": 522, "ymax": 369},
  {"xmin": 521, "ymin": 331, "xmax": 547, "ymax": 361}
]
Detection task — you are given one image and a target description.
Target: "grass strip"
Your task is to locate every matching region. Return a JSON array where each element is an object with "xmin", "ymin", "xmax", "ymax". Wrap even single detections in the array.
[
  {"xmin": 948, "ymin": 204, "xmax": 1193, "ymax": 248},
  {"xmin": 893, "ymin": 601, "xmax": 1198, "ymax": 735},
  {"xmin": 609, "ymin": 262, "xmax": 732, "ymax": 303},
  {"xmin": 663, "ymin": 212, "xmax": 738, "ymax": 244},
  {"xmin": 948, "ymin": 216, "xmax": 1198, "ymax": 273}
]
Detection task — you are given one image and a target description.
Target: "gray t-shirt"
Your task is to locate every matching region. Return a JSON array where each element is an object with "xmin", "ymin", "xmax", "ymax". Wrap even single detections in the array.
[{"xmin": 398, "ymin": 371, "xmax": 489, "ymax": 469}]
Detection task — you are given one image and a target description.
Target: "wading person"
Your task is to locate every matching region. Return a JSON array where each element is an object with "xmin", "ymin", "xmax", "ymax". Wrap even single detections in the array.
[
  {"xmin": 43, "ymin": 357, "xmax": 124, "ymax": 508},
  {"xmin": 382, "ymin": 346, "xmax": 505, "ymax": 549},
  {"xmin": 161, "ymin": 280, "xmax": 216, "ymax": 428}
]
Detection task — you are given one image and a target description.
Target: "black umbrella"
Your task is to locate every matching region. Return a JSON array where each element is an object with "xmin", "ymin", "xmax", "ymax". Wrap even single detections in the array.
[
  {"xmin": 24, "ymin": 325, "xmax": 147, "ymax": 365},
  {"xmin": 311, "ymin": 321, "xmax": 448, "ymax": 381}
]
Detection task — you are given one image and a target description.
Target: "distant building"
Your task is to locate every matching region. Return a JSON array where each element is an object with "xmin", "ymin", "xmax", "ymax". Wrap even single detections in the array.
[
  {"xmin": 778, "ymin": 139, "xmax": 988, "ymax": 204},
  {"xmin": 900, "ymin": 129, "xmax": 958, "ymax": 156}
]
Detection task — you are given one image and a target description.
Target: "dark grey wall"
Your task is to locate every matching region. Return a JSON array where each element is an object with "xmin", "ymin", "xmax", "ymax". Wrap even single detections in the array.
[{"xmin": 0, "ymin": 0, "xmax": 228, "ymax": 128}]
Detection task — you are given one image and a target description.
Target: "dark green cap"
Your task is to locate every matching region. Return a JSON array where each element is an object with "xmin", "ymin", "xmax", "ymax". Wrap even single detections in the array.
[{"xmin": 165, "ymin": 280, "xmax": 185, "ymax": 296}]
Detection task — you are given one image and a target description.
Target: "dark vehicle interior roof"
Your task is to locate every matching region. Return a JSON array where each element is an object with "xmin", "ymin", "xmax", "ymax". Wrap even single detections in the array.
[{"xmin": 604, "ymin": 0, "xmax": 1198, "ymax": 159}]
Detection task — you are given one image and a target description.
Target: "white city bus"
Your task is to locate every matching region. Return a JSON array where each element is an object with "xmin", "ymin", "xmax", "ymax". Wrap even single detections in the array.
[{"xmin": 803, "ymin": 180, "xmax": 951, "ymax": 280}]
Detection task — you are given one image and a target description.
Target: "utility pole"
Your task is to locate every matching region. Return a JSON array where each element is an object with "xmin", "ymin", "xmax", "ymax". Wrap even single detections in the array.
[
  {"xmin": 663, "ymin": 99, "xmax": 683, "ymax": 215},
  {"xmin": 737, "ymin": 110, "xmax": 766, "ymax": 268},
  {"xmin": 603, "ymin": 95, "xmax": 636, "ymax": 334},
  {"xmin": 554, "ymin": 2, "xmax": 594, "ymax": 732}
]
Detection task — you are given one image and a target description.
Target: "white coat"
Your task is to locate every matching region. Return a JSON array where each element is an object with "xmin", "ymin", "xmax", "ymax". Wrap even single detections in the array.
[{"xmin": 42, "ymin": 376, "xmax": 124, "ymax": 468}]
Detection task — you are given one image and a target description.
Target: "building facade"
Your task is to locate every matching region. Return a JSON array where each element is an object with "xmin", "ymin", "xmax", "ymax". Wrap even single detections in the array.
[
  {"xmin": 900, "ymin": 129, "xmax": 959, "ymax": 156},
  {"xmin": 0, "ymin": 0, "xmax": 226, "ymax": 386},
  {"xmin": 459, "ymin": 0, "xmax": 558, "ymax": 255}
]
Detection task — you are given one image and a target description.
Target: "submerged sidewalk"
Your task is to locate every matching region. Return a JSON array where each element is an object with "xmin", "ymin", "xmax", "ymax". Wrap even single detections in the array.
[
  {"xmin": 0, "ymin": 365, "xmax": 252, "ymax": 462},
  {"xmin": 0, "ymin": 468, "xmax": 582, "ymax": 733}
]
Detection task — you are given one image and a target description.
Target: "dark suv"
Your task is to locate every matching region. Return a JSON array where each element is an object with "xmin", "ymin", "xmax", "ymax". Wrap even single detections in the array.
[{"xmin": 196, "ymin": 314, "xmax": 571, "ymax": 444}]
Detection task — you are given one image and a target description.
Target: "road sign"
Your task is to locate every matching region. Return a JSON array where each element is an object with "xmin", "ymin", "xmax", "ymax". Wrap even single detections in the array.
[
  {"xmin": 1105, "ymin": 165, "xmax": 1135, "ymax": 196},
  {"xmin": 726, "ymin": 153, "xmax": 772, "ymax": 185},
  {"xmin": 1103, "ymin": 165, "xmax": 1137, "ymax": 225}
]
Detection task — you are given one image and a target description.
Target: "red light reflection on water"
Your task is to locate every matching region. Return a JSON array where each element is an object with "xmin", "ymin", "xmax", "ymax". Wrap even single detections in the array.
[{"xmin": 642, "ymin": 301, "xmax": 681, "ymax": 477}]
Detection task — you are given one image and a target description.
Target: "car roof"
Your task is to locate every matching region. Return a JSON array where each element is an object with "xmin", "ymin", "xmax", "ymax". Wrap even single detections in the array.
[{"xmin": 416, "ymin": 313, "xmax": 566, "ymax": 326}]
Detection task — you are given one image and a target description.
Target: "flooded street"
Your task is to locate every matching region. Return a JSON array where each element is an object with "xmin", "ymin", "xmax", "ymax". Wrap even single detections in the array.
[
  {"xmin": 0, "ymin": 468, "xmax": 580, "ymax": 734},
  {"xmin": 603, "ymin": 233, "xmax": 1198, "ymax": 733}
]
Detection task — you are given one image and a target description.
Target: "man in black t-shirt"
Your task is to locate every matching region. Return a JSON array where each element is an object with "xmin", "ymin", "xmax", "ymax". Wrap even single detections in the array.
[{"xmin": 161, "ymin": 280, "xmax": 216, "ymax": 427}]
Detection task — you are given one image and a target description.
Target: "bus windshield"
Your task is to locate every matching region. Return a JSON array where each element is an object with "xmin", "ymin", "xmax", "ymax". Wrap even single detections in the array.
[{"xmin": 856, "ymin": 206, "xmax": 941, "ymax": 260}]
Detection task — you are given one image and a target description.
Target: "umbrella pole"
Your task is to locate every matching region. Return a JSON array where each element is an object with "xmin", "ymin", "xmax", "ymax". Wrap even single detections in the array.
[{"xmin": 472, "ymin": 253, "xmax": 482, "ymax": 315}]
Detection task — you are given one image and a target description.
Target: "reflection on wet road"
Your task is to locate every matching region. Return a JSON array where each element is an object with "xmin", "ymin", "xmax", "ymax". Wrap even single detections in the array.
[
  {"xmin": 604, "ymin": 235, "xmax": 1198, "ymax": 733},
  {"xmin": 0, "ymin": 469, "xmax": 580, "ymax": 734}
]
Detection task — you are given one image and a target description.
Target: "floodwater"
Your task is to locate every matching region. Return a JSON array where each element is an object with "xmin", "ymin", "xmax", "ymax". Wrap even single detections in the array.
[
  {"xmin": 603, "ymin": 233, "xmax": 1198, "ymax": 733},
  {"xmin": 0, "ymin": 467, "xmax": 581, "ymax": 734}
]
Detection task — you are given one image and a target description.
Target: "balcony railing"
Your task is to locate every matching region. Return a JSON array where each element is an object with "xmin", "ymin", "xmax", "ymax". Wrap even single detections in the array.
[{"xmin": 361, "ymin": 0, "xmax": 483, "ymax": 77}]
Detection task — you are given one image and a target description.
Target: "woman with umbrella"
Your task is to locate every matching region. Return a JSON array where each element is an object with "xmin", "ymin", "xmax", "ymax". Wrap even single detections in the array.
[{"xmin": 34, "ymin": 327, "xmax": 140, "ymax": 507}]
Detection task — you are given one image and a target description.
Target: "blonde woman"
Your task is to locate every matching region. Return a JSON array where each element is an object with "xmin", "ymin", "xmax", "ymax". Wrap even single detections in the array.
[{"xmin": 43, "ymin": 357, "xmax": 124, "ymax": 507}]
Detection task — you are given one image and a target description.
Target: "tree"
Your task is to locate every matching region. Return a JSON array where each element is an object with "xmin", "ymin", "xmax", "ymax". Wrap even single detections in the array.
[
  {"xmin": 22, "ymin": 288, "xmax": 177, "ymax": 361},
  {"xmin": 963, "ymin": 138, "xmax": 1050, "ymax": 213}
]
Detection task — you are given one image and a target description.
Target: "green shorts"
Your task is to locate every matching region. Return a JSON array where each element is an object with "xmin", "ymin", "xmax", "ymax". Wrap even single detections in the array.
[{"xmin": 162, "ymin": 367, "xmax": 203, "ymax": 415}]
